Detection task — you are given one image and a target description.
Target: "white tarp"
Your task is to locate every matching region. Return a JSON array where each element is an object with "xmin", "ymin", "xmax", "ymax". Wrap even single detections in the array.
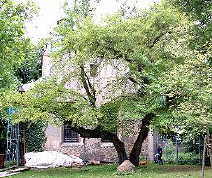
[{"xmin": 25, "ymin": 151, "xmax": 84, "ymax": 169}]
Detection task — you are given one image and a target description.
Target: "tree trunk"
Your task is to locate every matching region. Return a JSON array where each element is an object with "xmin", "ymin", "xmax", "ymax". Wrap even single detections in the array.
[
  {"xmin": 129, "ymin": 125, "xmax": 149, "ymax": 166},
  {"xmin": 129, "ymin": 113, "xmax": 155, "ymax": 166},
  {"xmin": 112, "ymin": 136, "xmax": 128, "ymax": 164},
  {"xmin": 206, "ymin": 131, "xmax": 212, "ymax": 168},
  {"xmin": 201, "ymin": 135, "xmax": 207, "ymax": 178}
]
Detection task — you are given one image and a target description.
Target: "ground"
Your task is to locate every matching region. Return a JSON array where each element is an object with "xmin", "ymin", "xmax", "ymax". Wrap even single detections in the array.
[{"xmin": 7, "ymin": 164, "xmax": 212, "ymax": 178}]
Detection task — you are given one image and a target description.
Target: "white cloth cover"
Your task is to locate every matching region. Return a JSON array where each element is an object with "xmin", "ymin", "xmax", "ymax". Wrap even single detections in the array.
[{"xmin": 25, "ymin": 151, "xmax": 83, "ymax": 168}]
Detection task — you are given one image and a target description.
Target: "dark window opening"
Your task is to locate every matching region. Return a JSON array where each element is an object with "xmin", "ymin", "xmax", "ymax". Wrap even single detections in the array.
[
  {"xmin": 101, "ymin": 138, "xmax": 112, "ymax": 142},
  {"xmin": 64, "ymin": 125, "xmax": 79, "ymax": 143},
  {"xmin": 90, "ymin": 64, "xmax": 98, "ymax": 77},
  {"xmin": 101, "ymin": 131, "xmax": 117, "ymax": 143}
]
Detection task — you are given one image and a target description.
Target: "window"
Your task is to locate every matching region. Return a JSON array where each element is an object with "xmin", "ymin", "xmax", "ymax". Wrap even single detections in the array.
[
  {"xmin": 63, "ymin": 125, "xmax": 79, "ymax": 143},
  {"xmin": 90, "ymin": 64, "xmax": 98, "ymax": 77},
  {"xmin": 101, "ymin": 138, "xmax": 112, "ymax": 143},
  {"xmin": 101, "ymin": 136, "xmax": 114, "ymax": 147},
  {"xmin": 101, "ymin": 130, "xmax": 118, "ymax": 143}
]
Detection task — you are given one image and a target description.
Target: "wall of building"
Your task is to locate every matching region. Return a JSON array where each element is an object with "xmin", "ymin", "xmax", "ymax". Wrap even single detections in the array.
[{"xmin": 44, "ymin": 123, "xmax": 155, "ymax": 162}]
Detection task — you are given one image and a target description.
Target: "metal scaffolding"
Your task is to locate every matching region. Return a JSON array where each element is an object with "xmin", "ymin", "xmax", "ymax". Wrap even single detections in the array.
[{"xmin": 6, "ymin": 108, "xmax": 21, "ymax": 166}]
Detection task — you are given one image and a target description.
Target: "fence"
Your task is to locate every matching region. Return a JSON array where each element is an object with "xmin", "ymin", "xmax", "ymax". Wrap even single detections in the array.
[{"xmin": 155, "ymin": 135, "xmax": 209, "ymax": 165}]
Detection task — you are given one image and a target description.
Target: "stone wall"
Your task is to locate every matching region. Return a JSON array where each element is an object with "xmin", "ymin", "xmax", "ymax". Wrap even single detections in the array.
[{"xmin": 44, "ymin": 124, "xmax": 155, "ymax": 162}]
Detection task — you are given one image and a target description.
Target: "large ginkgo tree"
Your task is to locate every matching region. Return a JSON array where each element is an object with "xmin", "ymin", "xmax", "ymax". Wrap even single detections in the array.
[{"xmin": 1, "ymin": 0, "xmax": 211, "ymax": 166}]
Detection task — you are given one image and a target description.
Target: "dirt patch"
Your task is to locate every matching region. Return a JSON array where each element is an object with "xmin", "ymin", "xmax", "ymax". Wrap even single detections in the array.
[{"xmin": 163, "ymin": 165, "xmax": 210, "ymax": 172}]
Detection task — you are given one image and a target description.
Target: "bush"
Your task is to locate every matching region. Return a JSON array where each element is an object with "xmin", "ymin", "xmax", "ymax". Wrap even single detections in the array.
[
  {"xmin": 178, "ymin": 152, "xmax": 200, "ymax": 165},
  {"xmin": 163, "ymin": 142, "xmax": 200, "ymax": 165},
  {"xmin": 163, "ymin": 143, "xmax": 174, "ymax": 163},
  {"xmin": 25, "ymin": 121, "xmax": 47, "ymax": 152}
]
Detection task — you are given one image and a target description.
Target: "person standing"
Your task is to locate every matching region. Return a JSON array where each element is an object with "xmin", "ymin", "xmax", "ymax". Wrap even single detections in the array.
[{"xmin": 157, "ymin": 145, "xmax": 163, "ymax": 165}]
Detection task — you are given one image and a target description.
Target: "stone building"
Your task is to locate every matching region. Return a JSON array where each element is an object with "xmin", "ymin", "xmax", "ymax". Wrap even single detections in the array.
[
  {"xmin": 26, "ymin": 51, "xmax": 158, "ymax": 163},
  {"xmin": 45, "ymin": 124, "xmax": 157, "ymax": 163}
]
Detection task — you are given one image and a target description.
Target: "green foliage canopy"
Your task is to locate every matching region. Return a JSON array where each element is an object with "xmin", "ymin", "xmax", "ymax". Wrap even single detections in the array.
[
  {"xmin": 0, "ymin": 0, "xmax": 37, "ymax": 90},
  {"xmin": 0, "ymin": 1, "xmax": 211, "ymax": 137}
]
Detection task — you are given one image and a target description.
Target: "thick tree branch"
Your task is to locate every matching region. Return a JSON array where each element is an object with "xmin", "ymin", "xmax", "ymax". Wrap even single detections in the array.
[
  {"xmin": 148, "ymin": 31, "xmax": 171, "ymax": 49},
  {"xmin": 80, "ymin": 65, "xmax": 96, "ymax": 107},
  {"xmin": 85, "ymin": 71, "xmax": 96, "ymax": 103},
  {"xmin": 70, "ymin": 125, "xmax": 115, "ymax": 140},
  {"xmin": 70, "ymin": 124, "xmax": 128, "ymax": 164}
]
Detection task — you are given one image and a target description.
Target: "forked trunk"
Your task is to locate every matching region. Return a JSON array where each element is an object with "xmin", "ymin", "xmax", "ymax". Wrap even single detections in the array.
[{"xmin": 70, "ymin": 113, "xmax": 154, "ymax": 166}]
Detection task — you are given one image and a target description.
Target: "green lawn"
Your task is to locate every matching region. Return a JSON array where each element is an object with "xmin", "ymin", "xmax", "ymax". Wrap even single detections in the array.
[{"xmin": 9, "ymin": 164, "xmax": 212, "ymax": 178}]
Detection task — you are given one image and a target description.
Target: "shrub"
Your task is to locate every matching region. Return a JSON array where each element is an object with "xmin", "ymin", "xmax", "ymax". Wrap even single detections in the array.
[{"xmin": 25, "ymin": 121, "xmax": 47, "ymax": 152}]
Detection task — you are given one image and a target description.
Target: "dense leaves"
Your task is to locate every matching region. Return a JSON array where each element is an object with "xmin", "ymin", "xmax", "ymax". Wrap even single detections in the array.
[
  {"xmin": 152, "ymin": 0, "xmax": 212, "ymax": 135},
  {"xmin": 0, "ymin": 0, "xmax": 37, "ymax": 90},
  {"xmin": 15, "ymin": 44, "xmax": 43, "ymax": 84},
  {"xmin": 24, "ymin": 121, "xmax": 47, "ymax": 152}
]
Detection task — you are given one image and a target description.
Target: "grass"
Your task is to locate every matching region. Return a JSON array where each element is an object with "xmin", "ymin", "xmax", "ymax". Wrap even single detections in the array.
[{"xmin": 7, "ymin": 164, "xmax": 212, "ymax": 178}]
